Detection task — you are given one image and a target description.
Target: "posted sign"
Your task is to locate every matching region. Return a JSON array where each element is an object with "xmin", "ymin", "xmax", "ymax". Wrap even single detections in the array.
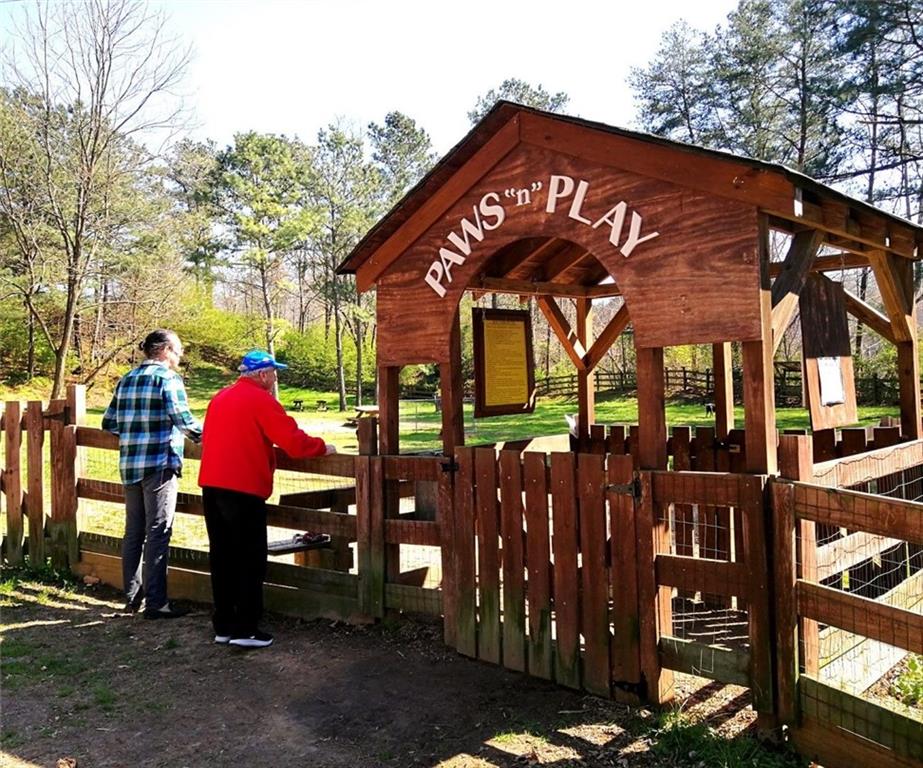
[{"xmin": 473, "ymin": 308, "xmax": 536, "ymax": 418}]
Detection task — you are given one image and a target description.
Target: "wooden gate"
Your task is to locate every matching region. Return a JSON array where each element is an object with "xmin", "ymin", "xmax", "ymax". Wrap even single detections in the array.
[{"xmin": 439, "ymin": 446, "xmax": 773, "ymax": 709}]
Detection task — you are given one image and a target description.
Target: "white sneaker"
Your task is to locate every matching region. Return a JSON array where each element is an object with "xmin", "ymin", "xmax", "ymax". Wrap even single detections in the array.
[
  {"xmin": 214, "ymin": 634, "xmax": 231, "ymax": 644},
  {"xmin": 228, "ymin": 631, "xmax": 273, "ymax": 648}
]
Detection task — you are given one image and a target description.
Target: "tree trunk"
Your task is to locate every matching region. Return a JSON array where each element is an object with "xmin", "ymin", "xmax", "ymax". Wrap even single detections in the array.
[
  {"xmin": 334, "ymin": 304, "xmax": 347, "ymax": 411},
  {"xmin": 25, "ymin": 300, "xmax": 35, "ymax": 379},
  {"xmin": 355, "ymin": 318, "xmax": 363, "ymax": 406}
]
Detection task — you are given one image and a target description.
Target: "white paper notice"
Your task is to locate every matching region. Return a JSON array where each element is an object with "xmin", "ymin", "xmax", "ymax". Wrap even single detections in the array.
[{"xmin": 817, "ymin": 357, "xmax": 845, "ymax": 406}]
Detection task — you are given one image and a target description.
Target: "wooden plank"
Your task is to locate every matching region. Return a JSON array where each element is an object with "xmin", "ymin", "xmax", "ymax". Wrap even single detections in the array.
[
  {"xmin": 437, "ymin": 461, "xmax": 457, "ymax": 646},
  {"xmin": 658, "ymin": 637, "xmax": 750, "ymax": 687},
  {"xmin": 474, "ymin": 447, "xmax": 501, "ymax": 664},
  {"xmin": 712, "ymin": 342, "xmax": 735, "ymax": 439},
  {"xmin": 797, "ymin": 580, "xmax": 923, "ymax": 655},
  {"xmin": 3, "ymin": 401, "xmax": 23, "ymax": 565},
  {"xmin": 651, "ymin": 470, "xmax": 745, "ymax": 508},
  {"xmin": 816, "ymin": 531, "xmax": 903, "ymax": 580},
  {"xmin": 25, "ymin": 401, "xmax": 45, "ymax": 568},
  {"xmin": 671, "ymin": 429, "xmax": 694, "ymax": 558},
  {"xmin": 499, "ymin": 449, "xmax": 526, "ymax": 673},
  {"xmin": 453, "ymin": 447, "xmax": 478, "ymax": 657},
  {"xmin": 868, "ymin": 250, "xmax": 915, "ymax": 342},
  {"xmin": 740, "ymin": 475, "xmax": 774, "ymax": 717},
  {"xmin": 798, "ymin": 676, "xmax": 923, "ymax": 764},
  {"xmin": 636, "ymin": 471, "xmax": 674, "ymax": 704},
  {"xmin": 550, "ymin": 452, "xmax": 581, "ymax": 689},
  {"xmin": 770, "ymin": 229, "xmax": 824, "ymax": 353},
  {"xmin": 381, "ymin": 456, "xmax": 442, "ymax": 482},
  {"xmin": 791, "ymin": 482, "xmax": 923, "ymax": 544},
  {"xmin": 578, "ymin": 453, "xmax": 610, "ymax": 697},
  {"xmin": 366, "ymin": 457, "xmax": 385, "ymax": 618},
  {"xmin": 608, "ymin": 455, "xmax": 641, "ymax": 698},
  {"xmin": 523, "ymin": 451, "xmax": 552, "ymax": 680},
  {"xmin": 742, "ymin": 339, "xmax": 777, "ymax": 473},
  {"xmin": 655, "ymin": 554, "xmax": 749, "ymax": 597},
  {"xmin": 840, "ymin": 427, "xmax": 868, "ymax": 458},
  {"xmin": 769, "ymin": 251, "xmax": 870, "ymax": 277},
  {"xmin": 812, "ymin": 440, "xmax": 923, "ymax": 488}
]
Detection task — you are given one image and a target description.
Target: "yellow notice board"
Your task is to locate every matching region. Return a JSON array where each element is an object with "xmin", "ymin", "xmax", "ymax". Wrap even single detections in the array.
[{"xmin": 473, "ymin": 308, "xmax": 536, "ymax": 418}]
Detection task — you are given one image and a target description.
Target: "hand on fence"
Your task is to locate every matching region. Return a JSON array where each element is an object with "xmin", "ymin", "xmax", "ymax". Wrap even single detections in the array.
[{"xmin": 325, "ymin": 444, "xmax": 338, "ymax": 455}]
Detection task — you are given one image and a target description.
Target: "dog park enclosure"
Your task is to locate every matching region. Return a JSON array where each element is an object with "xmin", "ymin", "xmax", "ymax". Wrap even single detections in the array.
[{"xmin": 4, "ymin": 103, "xmax": 923, "ymax": 768}]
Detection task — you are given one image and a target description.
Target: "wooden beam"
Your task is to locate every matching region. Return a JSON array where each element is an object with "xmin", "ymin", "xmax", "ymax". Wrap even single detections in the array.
[
  {"xmin": 537, "ymin": 242, "xmax": 590, "ymax": 281},
  {"xmin": 868, "ymin": 250, "xmax": 915, "ymax": 342},
  {"xmin": 770, "ymin": 229, "xmax": 824, "ymax": 354},
  {"xmin": 356, "ymin": 115, "xmax": 521, "ymax": 292},
  {"xmin": 843, "ymin": 289, "xmax": 896, "ymax": 343},
  {"xmin": 768, "ymin": 251, "xmax": 869, "ymax": 277},
  {"xmin": 659, "ymin": 637, "xmax": 750, "ymax": 688},
  {"xmin": 474, "ymin": 276, "xmax": 588, "ymax": 299},
  {"xmin": 583, "ymin": 303, "xmax": 630, "ymax": 372},
  {"xmin": 536, "ymin": 296, "xmax": 587, "ymax": 372}
]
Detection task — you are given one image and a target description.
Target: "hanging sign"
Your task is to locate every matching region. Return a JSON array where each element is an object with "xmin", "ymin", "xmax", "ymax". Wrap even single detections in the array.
[{"xmin": 472, "ymin": 308, "xmax": 536, "ymax": 418}]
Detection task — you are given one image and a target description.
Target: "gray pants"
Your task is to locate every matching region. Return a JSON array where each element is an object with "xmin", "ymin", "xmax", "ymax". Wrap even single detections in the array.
[{"xmin": 122, "ymin": 469, "xmax": 178, "ymax": 611}]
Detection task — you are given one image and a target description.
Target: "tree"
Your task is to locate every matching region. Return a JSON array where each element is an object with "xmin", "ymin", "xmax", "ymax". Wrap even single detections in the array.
[
  {"xmin": 214, "ymin": 131, "xmax": 318, "ymax": 397},
  {"xmin": 0, "ymin": 0, "xmax": 190, "ymax": 397},
  {"xmin": 304, "ymin": 123, "xmax": 382, "ymax": 410},
  {"xmin": 468, "ymin": 78, "xmax": 570, "ymax": 124},
  {"xmin": 368, "ymin": 111, "xmax": 437, "ymax": 209},
  {"xmin": 628, "ymin": 21, "xmax": 720, "ymax": 144}
]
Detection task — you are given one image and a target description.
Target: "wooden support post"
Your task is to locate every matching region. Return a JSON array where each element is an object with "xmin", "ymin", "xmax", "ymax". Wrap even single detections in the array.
[
  {"xmin": 356, "ymin": 455, "xmax": 384, "ymax": 619},
  {"xmin": 48, "ymin": 399, "xmax": 77, "ymax": 570},
  {"xmin": 4, "ymin": 401, "xmax": 23, "ymax": 565},
  {"xmin": 744, "ymin": 215, "xmax": 777, "ymax": 475},
  {"xmin": 438, "ymin": 453, "xmax": 457, "ymax": 646},
  {"xmin": 636, "ymin": 346, "xmax": 666, "ymax": 470},
  {"xmin": 777, "ymin": 434, "xmax": 819, "ymax": 677},
  {"xmin": 712, "ymin": 342, "xmax": 734, "ymax": 440},
  {"xmin": 377, "ymin": 365, "xmax": 401, "ymax": 582},
  {"xmin": 772, "ymin": 479, "xmax": 798, "ymax": 726},
  {"xmin": 26, "ymin": 401, "xmax": 45, "ymax": 568},
  {"xmin": 576, "ymin": 298, "xmax": 595, "ymax": 447},
  {"xmin": 439, "ymin": 310, "xmax": 465, "ymax": 455}
]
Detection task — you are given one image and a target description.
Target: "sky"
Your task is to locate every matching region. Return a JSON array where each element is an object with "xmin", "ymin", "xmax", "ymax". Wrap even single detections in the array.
[{"xmin": 2, "ymin": 0, "xmax": 739, "ymax": 155}]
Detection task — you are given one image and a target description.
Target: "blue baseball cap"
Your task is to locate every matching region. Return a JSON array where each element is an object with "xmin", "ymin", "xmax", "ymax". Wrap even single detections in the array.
[{"xmin": 238, "ymin": 349, "xmax": 288, "ymax": 373}]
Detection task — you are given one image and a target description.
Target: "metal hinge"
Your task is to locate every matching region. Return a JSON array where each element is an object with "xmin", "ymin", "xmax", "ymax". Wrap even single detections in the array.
[
  {"xmin": 605, "ymin": 478, "xmax": 641, "ymax": 498},
  {"xmin": 45, "ymin": 405, "xmax": 71, "ymax": 424},
  {"xmin": 440, "ymin": 460, "xmax": 459, "ymax": 473}
]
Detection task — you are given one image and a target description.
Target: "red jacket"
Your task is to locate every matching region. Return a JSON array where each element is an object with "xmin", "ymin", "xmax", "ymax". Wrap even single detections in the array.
[{"xmin": 198, "ymin": 377, "xmax": 327, "ymax": 499}]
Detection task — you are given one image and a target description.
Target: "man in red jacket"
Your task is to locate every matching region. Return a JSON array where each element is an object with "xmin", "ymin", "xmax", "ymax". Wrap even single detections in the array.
[{"xmin": 198, "ymin": 350, "xmax": 335, "ymax": 648}]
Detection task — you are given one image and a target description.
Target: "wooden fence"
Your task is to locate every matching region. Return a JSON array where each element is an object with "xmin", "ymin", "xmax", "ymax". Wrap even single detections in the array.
[{"xmin": 2, "ymin": 387, "xmax": 922, "ymax": 768}]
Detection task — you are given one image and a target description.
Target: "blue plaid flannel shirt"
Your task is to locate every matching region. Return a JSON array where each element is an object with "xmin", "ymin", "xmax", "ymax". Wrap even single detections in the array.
[{"xmin": 102, "ymin": 361, "xmax": 203, "ymax": 485}]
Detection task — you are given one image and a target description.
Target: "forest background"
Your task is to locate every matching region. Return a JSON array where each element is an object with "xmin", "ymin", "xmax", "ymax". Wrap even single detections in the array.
[{"xmin": 1, "ymin": 0, "xmax": 922, "ymax": 410}]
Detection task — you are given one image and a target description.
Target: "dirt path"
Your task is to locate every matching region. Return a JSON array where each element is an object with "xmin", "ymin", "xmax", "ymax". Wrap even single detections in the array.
[{"xmin": 2, "ymin": 574, "xmax": 775, "ymax": 768}]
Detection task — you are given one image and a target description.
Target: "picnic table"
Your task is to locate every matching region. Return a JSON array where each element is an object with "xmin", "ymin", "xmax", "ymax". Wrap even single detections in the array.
[{"xmin": 345, "ymin": 404, "xmax": 379, "ymax": 427}]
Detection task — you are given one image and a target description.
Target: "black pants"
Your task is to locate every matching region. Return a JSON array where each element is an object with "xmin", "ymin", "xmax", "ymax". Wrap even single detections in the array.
[{"xmin": 202, "ymin": 486, "xmax": 267, "ymax": 637}]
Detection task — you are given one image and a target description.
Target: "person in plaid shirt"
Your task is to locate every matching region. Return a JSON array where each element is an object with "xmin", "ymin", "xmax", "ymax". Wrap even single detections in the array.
[{"xmin": 103, "ymin": 329, "xmax": 203, "ymax": 619}]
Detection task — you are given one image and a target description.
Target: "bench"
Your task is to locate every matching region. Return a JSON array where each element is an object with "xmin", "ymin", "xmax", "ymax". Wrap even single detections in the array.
[
  {"xmin": 316, "ymin": 400, "xmax": 328, "ymax": 411},
  {"xmin": 292, "ymin": 399, "xmax": 304, "ymax": 411}
]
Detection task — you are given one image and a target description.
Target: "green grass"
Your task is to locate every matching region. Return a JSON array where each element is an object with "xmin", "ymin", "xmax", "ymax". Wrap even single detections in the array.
[{"xmin": 652, "ymin": 708, "xmax": 807, "ymax": 767}]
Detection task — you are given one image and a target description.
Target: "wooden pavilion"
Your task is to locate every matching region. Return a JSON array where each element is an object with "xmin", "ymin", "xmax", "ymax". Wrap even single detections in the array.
[{"xmin": 338, "ymin": 101, "xmax": 923, "ymax": 471}]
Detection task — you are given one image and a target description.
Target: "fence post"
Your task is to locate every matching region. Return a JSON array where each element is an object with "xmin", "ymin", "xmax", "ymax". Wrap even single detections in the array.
[
  {"xmin": 26, "ymin": 401, "xmax": 45, "ymax": 568},
  {"xmin": 48, "ymin": 399, "xmax": 78, "ymax": 570},
  {"xmin": 777, "ymin": 434, "xmax": 819, "ymax": 677},
  {"xmin": 4, "ymin": 401, "xmax": 23, "ymax": 565},
  {"xmin": 772, "ymin": 478, "xmax": 799, "ymax": 727}
]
